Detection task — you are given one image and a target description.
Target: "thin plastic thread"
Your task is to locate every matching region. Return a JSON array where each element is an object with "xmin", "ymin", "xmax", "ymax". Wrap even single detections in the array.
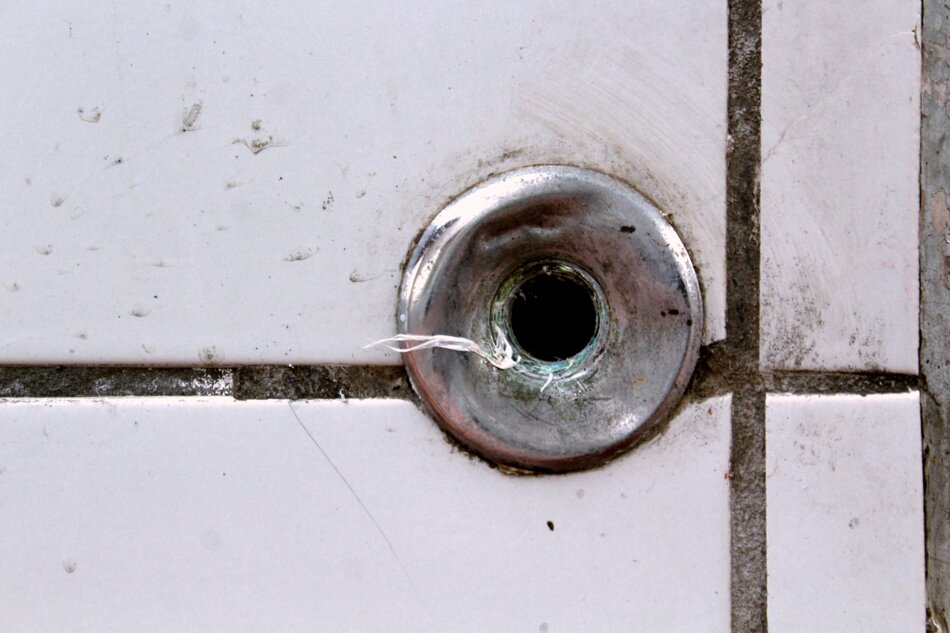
[{"xmin": 363, "ymin": 329, "xmax": 518, "ymax": 370}]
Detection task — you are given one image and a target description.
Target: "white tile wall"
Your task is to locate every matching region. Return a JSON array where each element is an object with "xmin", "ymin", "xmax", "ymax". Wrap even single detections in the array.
[
  {"xmin": 760, "ymin": 0, "xmax": 920, "ymax": 372},
  {"xmin": 0, "ymin": 2, "xmax": 933, "ymax": 630},
  {"xmin": 0, "ymin": 396, "xmax": 732, "ymax": 632},
  {"xmin": 0, "ymin": 0, "xmax": 726, "ymax": 364},
  {"xmin": 766, "ymin": 393, "xmax": 925, "ymax": 632}
]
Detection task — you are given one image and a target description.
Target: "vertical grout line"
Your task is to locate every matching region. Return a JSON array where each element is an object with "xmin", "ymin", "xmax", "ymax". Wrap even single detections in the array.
[
  {"xmin": 919, "ymin": 0, "xmax": 950, "ymax": 629},
  {"xmin": 730, "ymin": 389, "xmax": 767, "ymax": 632},
  {"xmin": 727, "ymin": 0, "xmax": 766, "ymax": 631},
  {"xmin": 726, "ymin": 1, "xmax": 763, "ymax": 359}
]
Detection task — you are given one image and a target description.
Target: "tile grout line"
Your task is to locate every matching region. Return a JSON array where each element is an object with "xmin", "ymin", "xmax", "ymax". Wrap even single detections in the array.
[
  {"xmin": 920, "ymin": 0, "xmax": 950, "ymax": 629},
  {"xmin": 729, "ymin": 388, "xmax": 767, "ymax": 632},
  {"xmin": 0, "ymin": 365, "xmax": 917, "ymax": 400},
  {"xmin": 726, "ymin": 0, "xmax": 766, "ymax": 631},
  {"xmin": 762, "ymin": 371, "xmax": 918, "ymax": 395}
]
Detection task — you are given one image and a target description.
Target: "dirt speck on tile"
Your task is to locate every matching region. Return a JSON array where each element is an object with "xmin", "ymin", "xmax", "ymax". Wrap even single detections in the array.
[
  {"xmin": 181, "ymin": 102, "xmax": 202, "ymax": 132},
  {"xmin": 77, "ymin": 107, "xmax": 101, "ymax": 123}
]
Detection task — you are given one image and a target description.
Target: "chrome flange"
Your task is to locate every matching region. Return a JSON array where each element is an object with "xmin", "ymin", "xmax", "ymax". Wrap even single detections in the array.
[{"xmin": 398, "ymin": 166, "xmax": 702, "ymax": 473}]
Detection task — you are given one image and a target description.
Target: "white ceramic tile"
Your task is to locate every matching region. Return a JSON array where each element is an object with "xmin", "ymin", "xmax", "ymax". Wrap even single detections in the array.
[
  {"xmin": 760, "ymin": 0, "xmax": 920, "ymax": 372},
  {"xmin": 0, "ymin": 395, "xmax": 731, "ymax": 632},
  {"xmin": 766, "ymin": 393, "xmax": 925, "ymax": 633},
  {"xmin": 0, "ymin": 1, "xmax": 726, "ymax": 364}
]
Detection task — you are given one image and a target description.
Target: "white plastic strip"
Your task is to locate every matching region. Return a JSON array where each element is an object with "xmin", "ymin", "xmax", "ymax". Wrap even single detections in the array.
[{"xmin": 364, "ymin": 331, "xmax": 518, "ymax": 370}]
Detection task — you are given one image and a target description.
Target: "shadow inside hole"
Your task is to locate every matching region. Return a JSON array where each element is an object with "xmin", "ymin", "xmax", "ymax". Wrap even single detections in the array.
[{"xmin": 508, "ymin": 272, "xmax": 598, "ymax": 362}]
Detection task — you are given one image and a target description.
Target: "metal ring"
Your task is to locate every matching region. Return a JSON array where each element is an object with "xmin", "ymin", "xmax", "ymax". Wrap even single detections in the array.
[{"xmin": 398, "ymin": 166, "xmax": 703, "ymax": 473}]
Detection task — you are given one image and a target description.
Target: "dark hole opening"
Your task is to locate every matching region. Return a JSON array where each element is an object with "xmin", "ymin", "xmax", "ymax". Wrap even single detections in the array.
[{"xmin": 508, "ymin": 272, "xmax": 598, "ymax": 362}]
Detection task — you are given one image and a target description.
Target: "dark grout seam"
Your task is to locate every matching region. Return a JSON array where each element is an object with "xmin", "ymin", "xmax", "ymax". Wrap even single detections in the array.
[
  {"xmin": 0, "ymin": 367, "xmax": 233, "ymax": 398},
  {"xmin": 0, "ymin": 362, "xmax": 916, "ymax": 401},
  {"xmin": 0, "ymin": 365, "xmax": 416, "ymax": 401},
  {"xmin": 689, "ymin": 342, "xmax": 918, "ymax": 399},
  {"xmin": 729, "ymin": 388, "xmax": 767, "ymax": 633},
  {"xmin": 232, "ymin": 365, "xmax": 415, "ymax": 402},
  {"xmin": 725, "ymin": 0, "xmax": 765, "ymax": 631},
  {"xmin": 920, "ymin": 0, "xmax": 950, "ymax": 629},
  {"xmin": 763, "ymin": 371, "xmax": 918, "ymax": 396}
]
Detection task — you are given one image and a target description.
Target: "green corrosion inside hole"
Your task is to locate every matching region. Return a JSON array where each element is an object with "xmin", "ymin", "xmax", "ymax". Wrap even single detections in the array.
[{"xmin": 492, "ymin": 261, "xmax": 606, "ymax": 375}]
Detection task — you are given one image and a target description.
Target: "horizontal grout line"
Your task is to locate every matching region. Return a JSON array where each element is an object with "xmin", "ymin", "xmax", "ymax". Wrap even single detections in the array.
[
  {"xmin": 232, "ymin": 365, "xmax": 415, "ymax": 401},
  {"xmin": 0, "ymin": 365, "xmax": 415, "ymax": 401},
  {"xmin": 0, "ymin": 363, "xmax": 920, "ymax": 400},
  {"xmin": 763, "ymin": 370, "xmax": 919, "ymax": 395},
  {"xmin": 0, "ymin": 366, "xmax": 234, "ymax": 398},
  {"xmin": 687, "ymin": 342, "xmax": 919, "ymax": 398}
]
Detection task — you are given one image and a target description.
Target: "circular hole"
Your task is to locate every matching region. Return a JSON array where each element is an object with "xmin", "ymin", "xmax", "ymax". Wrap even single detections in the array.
[{"xmin": 507, "ymin": 270, "xmax": 599, "ymax": 363}]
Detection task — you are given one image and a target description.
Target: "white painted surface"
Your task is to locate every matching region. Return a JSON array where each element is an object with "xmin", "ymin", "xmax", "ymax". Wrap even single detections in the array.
[
  {"xmin": 760, "ymin": 0, "xmax": 920, "ymax": 372},
  {"xmin": 0, "ymin": 396, "xmax": 731, "ymax": 632},
  {"xmin": 766, "ymin": 393, "xmax": 925, "ymax": 633},
  {"xmin": 0, "ymin": 0, "xmax": 726, "ymax": 364}
]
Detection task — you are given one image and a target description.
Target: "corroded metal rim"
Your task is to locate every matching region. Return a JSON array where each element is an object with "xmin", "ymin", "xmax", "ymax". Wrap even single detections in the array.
[
  {"xmin": 491, "ymin": 259, "xmax": 608, "ymax": 380},
  {"xmin": 398, "ymin": 166, "xmax": 703, "ymax": 473}
]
